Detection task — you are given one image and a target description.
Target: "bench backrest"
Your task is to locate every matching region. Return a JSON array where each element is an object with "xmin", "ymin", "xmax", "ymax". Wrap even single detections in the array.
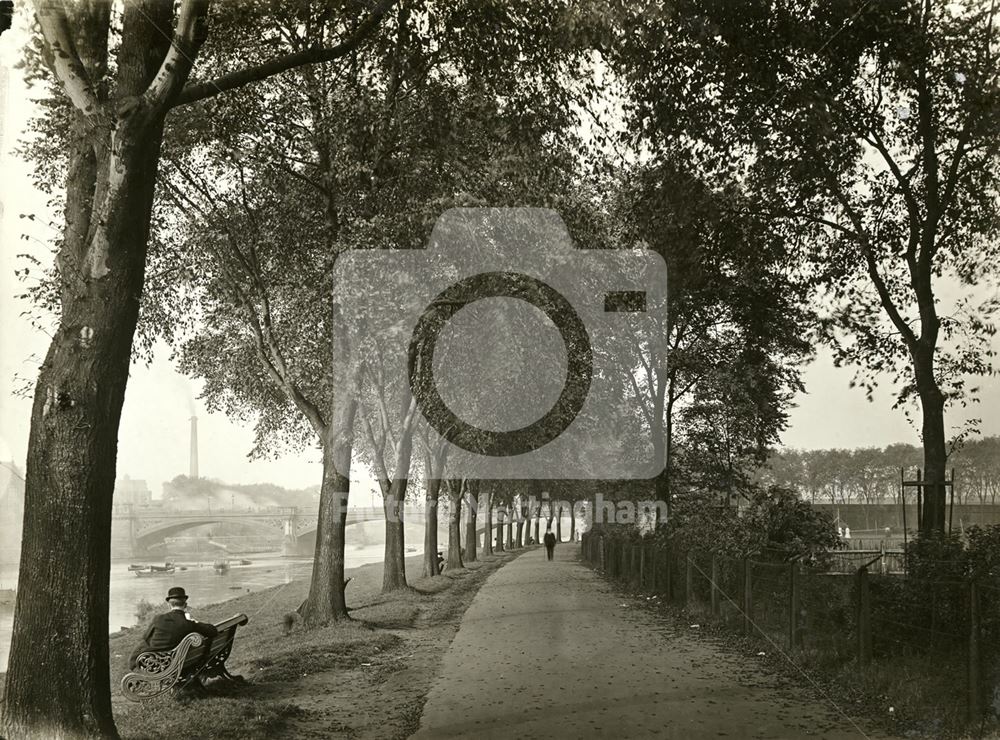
[{"xmin": 180, "ymin": 614, "xmax": 248, "ymax": 673}]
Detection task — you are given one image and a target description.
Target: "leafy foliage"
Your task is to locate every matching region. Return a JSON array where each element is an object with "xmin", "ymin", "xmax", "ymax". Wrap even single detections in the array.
[{"xmin": 616, "ymin": 0, "xmax": 1000, "ymax": 531}]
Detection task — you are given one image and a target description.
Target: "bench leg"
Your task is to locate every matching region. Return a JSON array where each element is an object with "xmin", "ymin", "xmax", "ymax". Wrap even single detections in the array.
[{"xmin": 174, "ymin": 673, "xmax": 211, "ymax": 699}]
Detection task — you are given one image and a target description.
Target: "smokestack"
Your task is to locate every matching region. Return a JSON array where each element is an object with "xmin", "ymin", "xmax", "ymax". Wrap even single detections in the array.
[{"xmin": 189, "ymin": 416, "xmax": 199, "ymax": 479}]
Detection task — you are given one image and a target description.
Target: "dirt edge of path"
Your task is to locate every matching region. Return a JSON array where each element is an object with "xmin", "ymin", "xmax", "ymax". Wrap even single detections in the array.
[{"xmin": 582, "ymin": 551, "xmax": 907, "ymax": 740}]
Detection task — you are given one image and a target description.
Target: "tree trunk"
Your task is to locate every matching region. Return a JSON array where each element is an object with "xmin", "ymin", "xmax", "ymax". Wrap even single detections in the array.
[
  {"xmin": 555, "ymin": 502, "xmax": 563, "ymax": 542},
  {"xmin": 422, "ymin": 475, "xmax": 442, "ymax": 577},
  {"xmin": 3, "ymin": 7, "xmax": 183, "ymax": 736},
  {"xmin": 506, "ymin": 506, "xmax": 514, "ymax": 550},
  {"xmin": 464, "ymin": 481, "xmax": 478, "ymax": 562},
  {"xmin": 382, "ymin": 480, "xmax": 408, "ymax": 591},
  {"xmin": 381, "ymin": 397, "xmax": 418, "ymax": 593},
  {"xmin": 533, "ymin": 510, "xmax": 540, "ymax": 544},
  {"xmin": 3, "ymin": 180, "xmax": 153, "ymax": 740},
  {"xmin": 301, "ymin": 395, "xmax": 357, "ymax": 625},
  {"xmin": 569, "ymin": 500, "xmax": 577, "ymax": 542},
  {"xmin": 916, "ymin": 365, "xmax": 948, "ymax": 534},
  {"xmin": 481, "ymin": 487, "xmax": 493, "ymax": 556},
  {"xmin": 422, "ymin": 449, "xmax": 444, "ymax": 577},
  {"xmin": 447, "ymin": 481, "xmax": 464, "ymax": 570}
]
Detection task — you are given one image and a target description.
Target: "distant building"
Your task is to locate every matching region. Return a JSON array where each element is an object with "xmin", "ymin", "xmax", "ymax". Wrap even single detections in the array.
[
  {"xmin": 0, "ymin": 460, "xmax": 25, "ymax": 563},
  {"xmin": 0, "ymin": 64, "xmax": 8, "ymax": 158},
  {"xmin": 115, "ymin": 475, "xmax": 152, "ymax": 507}
]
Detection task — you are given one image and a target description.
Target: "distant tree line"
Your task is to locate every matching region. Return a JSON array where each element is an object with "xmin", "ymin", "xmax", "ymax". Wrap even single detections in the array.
[{"xmin": 759, "ymin": 437, "xmax": 1000, "ymax": 507}]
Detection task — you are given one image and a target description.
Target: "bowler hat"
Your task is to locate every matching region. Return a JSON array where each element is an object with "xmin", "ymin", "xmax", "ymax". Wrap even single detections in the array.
[{"xmin": 165, "ymin": 586, "xmax": 189, "ymax": 602}]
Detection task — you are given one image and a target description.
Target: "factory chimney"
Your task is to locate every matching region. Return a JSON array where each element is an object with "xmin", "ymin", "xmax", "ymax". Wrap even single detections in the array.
[{"xmin": 189, "ymin": 415, "xmax": 199, "ymax": 479}]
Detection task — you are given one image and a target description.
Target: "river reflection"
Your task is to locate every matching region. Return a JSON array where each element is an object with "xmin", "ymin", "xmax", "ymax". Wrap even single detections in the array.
[{"xmin": 0, "ymin": 542, "xmax": 401, "ymax": 672}]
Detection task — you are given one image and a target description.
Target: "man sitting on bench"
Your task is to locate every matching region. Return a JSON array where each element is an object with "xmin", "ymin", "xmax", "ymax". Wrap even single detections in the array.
[{"xmin": 129, "ymin": 586, "xmax": 218, "ymax": 671}]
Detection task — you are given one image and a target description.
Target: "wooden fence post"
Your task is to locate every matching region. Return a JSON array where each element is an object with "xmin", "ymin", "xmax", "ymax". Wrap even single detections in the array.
[
  {"xmin": 969, "ymin": 579, "xmax": 982, "ymax": 722},
  {"xmin": 651, "ymin": 546, "xmax": 658, "ymax": 592},
  {"xmin": 710, "ymin": 554, "xmax": 720, "ymax": 616},
  {"xmin": 743, "ymin": 558, "xmax": 753, "ymax": 637},
  {"xmin": 665, "ymin": 546, "xmax": 673, "ymax": 601},
  {"xmin": 788, "ymin": 560, "xmax": 799, "ymax": 650},
  {"xmin": 856, "ymin": 566, "xmax": 872, "ymax": 666},
  {"xmin": 685, "ymin": 553, "xmax": 694, "ymax": 605},
  {"xmin": 639, "ymin": 546, "xmax": 646, "ymax": 591},
  {"xmin": 600, "ymin": 537, "xmax": 606, "ymax": 571}
]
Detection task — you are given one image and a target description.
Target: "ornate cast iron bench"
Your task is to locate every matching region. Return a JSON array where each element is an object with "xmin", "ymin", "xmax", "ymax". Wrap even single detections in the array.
[{"xmin": 121, "ymin": 614, "xmax": 249, "ymax": 701}]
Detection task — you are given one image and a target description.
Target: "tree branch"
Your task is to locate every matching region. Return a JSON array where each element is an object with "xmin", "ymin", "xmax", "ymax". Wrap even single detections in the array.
[
  {"xmin": 820, "ymin": 167, "xmax": 919, "ymax": 352},
  {"xmin": 33, "ymin": 0, "xmax": 100, "ymax": 114},
  {"xmin": 172, "ymin": 0, "xmax": 397, "ymax": 108},
  {"xmin": 144, "ymin": 0, "xmax": 210, "ymax": 111}
]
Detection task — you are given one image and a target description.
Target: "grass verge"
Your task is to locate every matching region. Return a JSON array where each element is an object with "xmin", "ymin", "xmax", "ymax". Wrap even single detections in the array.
[{"xmin": 105, "ymin": 549, "xmax": 522, "ymax": 739}]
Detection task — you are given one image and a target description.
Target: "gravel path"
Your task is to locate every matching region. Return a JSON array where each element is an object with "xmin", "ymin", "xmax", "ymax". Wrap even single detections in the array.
[{"xmin": 412, "ymin": 544, "xmax": 888, "ymax": 739}]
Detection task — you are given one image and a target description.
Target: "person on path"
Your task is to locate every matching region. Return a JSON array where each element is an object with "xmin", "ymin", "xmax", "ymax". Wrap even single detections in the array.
[
  {"xmin": 129, "ymin": 586, "xmax": 218, "ymax": 670},
  {"xmin": 544, "ymin": 530, "xmax": 556, "ymax": 561}
]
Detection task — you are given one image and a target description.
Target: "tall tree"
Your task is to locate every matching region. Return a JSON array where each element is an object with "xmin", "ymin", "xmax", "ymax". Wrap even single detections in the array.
[
  {"xmin": 153, "ymin": 0, "xmax": 602, "ymax": 596},
  {"xmin": 620, "ymin": 0, "xmax": 1000, "ymax": 534},
  {"xmin": 616, "ymin": 160, "xmax": 812, "ymax": 511},
  {"xmin": 3, "ymin": 2, "xmax": 393, "ymax": 736}
]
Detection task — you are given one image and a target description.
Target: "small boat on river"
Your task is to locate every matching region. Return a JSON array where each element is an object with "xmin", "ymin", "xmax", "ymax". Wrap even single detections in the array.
[{"xmin": 133, "ymin": 565, "xmax": 175, "ymax": 577}]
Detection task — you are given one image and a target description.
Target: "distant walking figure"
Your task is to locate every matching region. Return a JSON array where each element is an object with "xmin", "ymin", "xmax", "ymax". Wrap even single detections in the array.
[{"xmin": 544, "ymin": 530, "xmax": 557, "ymax": 561}]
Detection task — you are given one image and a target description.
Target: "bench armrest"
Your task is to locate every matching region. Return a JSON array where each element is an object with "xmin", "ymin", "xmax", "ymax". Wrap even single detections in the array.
[
  {"xmin": 130, "ymin": 631, "xmax": 205, "ymax": 678},
  {"xmin": 214, "ymin": 613, "xmax": 249, "ymax": 631}
]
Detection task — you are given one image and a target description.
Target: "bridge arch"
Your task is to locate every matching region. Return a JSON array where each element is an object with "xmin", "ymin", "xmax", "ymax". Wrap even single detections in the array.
[{"xmin": 132, "ymin": 515, "xmax": 287, "ymax": 554}]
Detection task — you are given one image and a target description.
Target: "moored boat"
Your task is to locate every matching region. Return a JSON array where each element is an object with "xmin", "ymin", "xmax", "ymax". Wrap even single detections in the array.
[{"xmin": 133, "ymin": 566, "xmax": 175, "ymax": 577}]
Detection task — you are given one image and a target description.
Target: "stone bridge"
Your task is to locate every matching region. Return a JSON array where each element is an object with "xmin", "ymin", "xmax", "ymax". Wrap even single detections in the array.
[{"xmin": 114, "ymin": 505, "xmax": 445, "ymax": 557}]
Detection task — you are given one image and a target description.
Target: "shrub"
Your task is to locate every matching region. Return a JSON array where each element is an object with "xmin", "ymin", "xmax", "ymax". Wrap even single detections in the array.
[{"xmin": 134, "ymin": 597, "xmax": 159, "ymax": 626}]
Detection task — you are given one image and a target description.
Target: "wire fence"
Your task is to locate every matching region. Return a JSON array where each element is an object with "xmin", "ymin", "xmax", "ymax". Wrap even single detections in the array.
[{"xmin": 581, "ymin": 532, "xmax": 1000, "ymax": 727}]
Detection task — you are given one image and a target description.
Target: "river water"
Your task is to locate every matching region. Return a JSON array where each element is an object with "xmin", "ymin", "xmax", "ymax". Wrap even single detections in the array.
[{"xmin": 0, "ymin": 542, "xmax": 407, "ymax": 672}]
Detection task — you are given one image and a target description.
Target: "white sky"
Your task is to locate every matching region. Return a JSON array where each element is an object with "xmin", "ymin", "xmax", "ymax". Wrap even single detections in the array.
[{"xmin": 1, "ymin": 23, "xmax": 997, "ymax": 500}]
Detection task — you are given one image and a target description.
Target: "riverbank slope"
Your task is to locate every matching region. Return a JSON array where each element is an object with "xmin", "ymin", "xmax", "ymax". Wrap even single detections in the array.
[{"xmin": 3, "ymin": 549, "xmax": 523, "ymax": 739}]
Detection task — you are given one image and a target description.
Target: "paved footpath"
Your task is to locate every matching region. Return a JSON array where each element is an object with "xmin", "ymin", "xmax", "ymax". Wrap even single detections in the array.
[{"xmin": 412, "ymin": 545, "xmax": 889, "ymax": 740}]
